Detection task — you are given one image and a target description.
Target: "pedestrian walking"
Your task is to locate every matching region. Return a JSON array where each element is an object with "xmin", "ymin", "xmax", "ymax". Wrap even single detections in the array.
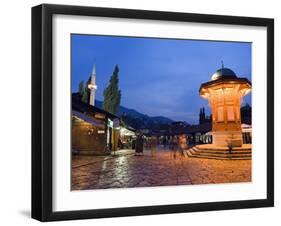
[
  {"xmin": 178, "ymin": 135, "xmax": 187, "ymax": 157},
  {"xmin": 171, "ymin": 136, "xmax": 178, "ymax": 159},
  {"xmin": 135, "ymin": 133, "xmax": 144, "ymax": 156},
  {"xmin": 150, "ymin": 136, "xmax": 157, "ymax": 157}
]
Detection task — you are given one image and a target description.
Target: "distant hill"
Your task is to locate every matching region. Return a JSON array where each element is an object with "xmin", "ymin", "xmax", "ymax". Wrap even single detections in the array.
[{"xmin": 95, "ymin": 100, "xmax": 174, "ymax": 130}]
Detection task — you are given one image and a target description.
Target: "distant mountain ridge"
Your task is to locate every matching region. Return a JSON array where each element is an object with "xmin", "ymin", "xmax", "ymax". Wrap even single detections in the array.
[{"xmin": 95, "ymin": 100, "xmax": 174, "ymax": 130}]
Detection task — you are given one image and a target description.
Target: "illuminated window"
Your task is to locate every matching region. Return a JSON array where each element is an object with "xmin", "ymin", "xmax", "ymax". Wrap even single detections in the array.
[
  {"xmin": 215, "ymin": 88, "xmax": 223, "ymax": 95},
  {"xmin": 215, "ymin": 89, "xmax": 224, "ymax": 104},
  {"xmin": 217, "ymin": 106, "xmax": 224, "ymax": 122},
  {"xmin": 236, "ymin": 107, "xmax": 240, "ymax": 120},
  {"xmin": 227, "ymin": 106, "xmax": 235, "ymax": 121}
]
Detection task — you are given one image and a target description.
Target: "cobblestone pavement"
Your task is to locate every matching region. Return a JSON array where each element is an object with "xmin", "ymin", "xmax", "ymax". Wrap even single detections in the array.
[{"xmin": 71, "ymin": 148, "xmax": 251, "ymax": 190}]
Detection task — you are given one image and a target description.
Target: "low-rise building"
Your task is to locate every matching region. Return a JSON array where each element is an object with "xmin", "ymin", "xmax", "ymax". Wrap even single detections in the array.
[{"xmin": 72, "ymin": 93, "xmax": 120, "ymax": 155}]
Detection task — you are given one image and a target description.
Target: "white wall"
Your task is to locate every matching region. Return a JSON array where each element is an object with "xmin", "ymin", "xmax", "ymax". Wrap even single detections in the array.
[{"xmin": 0, "ymin": 0, "xmax": 279, "ymax": 225}]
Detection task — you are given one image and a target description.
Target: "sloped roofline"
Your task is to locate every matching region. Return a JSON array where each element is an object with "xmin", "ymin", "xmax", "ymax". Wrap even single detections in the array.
[
  {"xmin": 72, "ymin": 93, "xmax": 119, "ymax": 119},
  {"xmin": 199, "ymin": 77, "xmax": 252, "ymax": 92}
]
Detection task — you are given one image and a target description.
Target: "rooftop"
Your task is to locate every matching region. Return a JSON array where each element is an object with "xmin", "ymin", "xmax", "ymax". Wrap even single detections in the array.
[{"xmin": 211, "ymin": 68, "xmax": 237, "ymax": 81}]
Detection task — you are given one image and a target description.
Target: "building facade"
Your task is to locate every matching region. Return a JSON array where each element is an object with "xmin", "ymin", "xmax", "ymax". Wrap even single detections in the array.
[{"xmin": 72, "ymin": 93, "xmax": 120, "ymax": 155}]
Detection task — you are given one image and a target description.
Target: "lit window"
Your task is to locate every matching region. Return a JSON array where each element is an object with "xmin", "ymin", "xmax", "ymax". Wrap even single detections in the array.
[
  {"xmin": 227, "ymin": 106, "xmax": 235, "ymax": 121},
  {"xmin": 217, "ymin": 106, "xmax": 224, "ymax": 122}
]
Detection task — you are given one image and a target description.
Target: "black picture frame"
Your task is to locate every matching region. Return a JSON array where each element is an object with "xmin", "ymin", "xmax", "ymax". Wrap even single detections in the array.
[{"xmin": 32, "ymin": 4, "xmax": 274, "ymax": 222}]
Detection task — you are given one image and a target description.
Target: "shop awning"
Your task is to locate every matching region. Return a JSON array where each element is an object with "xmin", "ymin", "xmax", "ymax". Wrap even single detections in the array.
[
  {"xmin": 120, "ymin": 127, "xmax": 136, "ymax": 137},
  {"xmin": 72, "ymin": 110, "xmax": 105, "ymax": 128}
]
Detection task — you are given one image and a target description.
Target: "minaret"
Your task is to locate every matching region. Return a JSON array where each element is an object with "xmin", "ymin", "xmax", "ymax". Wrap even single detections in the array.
[{"xmin": 88, "ymin": 64, "xmax": 97, "ymax": 106}]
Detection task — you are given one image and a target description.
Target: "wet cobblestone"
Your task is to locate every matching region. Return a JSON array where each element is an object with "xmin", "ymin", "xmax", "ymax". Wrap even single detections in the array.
[{"xmin": 72, "ymin": 149, "xmax": 251, "ymax": 190}]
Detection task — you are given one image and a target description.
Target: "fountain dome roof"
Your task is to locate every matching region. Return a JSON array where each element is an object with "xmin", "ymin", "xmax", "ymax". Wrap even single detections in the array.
[{"xmin": 211, "ymin": 68, "xmax": 237, "ymax": 81}]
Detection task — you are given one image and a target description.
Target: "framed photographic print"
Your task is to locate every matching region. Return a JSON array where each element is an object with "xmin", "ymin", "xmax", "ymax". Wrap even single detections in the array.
[{"xmin": 32, "ymin": 4, "xmax": 274, "ymax": 221}]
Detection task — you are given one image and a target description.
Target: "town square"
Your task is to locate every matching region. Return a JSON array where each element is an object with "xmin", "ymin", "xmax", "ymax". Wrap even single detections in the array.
[{"xmin": 71, "ymin": 34, "xmax": 252, "ymax": 190}]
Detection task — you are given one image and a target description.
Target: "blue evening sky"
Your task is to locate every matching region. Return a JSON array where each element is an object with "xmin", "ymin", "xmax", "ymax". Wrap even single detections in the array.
[{"xmin": 71, "ymin": 34, "xmax": 252, "ymax": 124}]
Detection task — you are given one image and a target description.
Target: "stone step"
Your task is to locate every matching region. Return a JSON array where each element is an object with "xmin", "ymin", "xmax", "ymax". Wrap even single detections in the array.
[
  {"xmin": 186, "ymin": 147, "xmax": 252, "ymax": 160},
  {"xmin": 191, "ymin": 151, "xmax": 251, "ymax": 158},
  {"xmin": 195, "ymin": 146, "xmax": 251, "ymax": 151},
  {"xmin": 189, "ymin": 150, "xmax": 251, "ymax": 158},
  {"xmin": 191, "ymin": 147, "xmax": 251, "ymax": 155},
  {"xmin": 192, "ymin": 146, "xmax": 251, "ymax": 152},
  {"xmin": 186, "ymin": 151, "xmax": 251, "ymax": 160}
]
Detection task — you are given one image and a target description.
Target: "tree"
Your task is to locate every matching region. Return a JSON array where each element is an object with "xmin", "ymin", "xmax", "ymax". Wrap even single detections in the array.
[
  {"xmin": 78, "ymin": 80, "xmax": 84, "ymax": 96},
  {"xmin": 81, "ymin": 87, "xmax": 88, "ymax": 103},
  {"xmin": 80, "ymin": 77, "xmax": 91, "ymax": 104},
  {"xmin": 103, "ymin": 65, "xmax": 121, "ymax": 114}
]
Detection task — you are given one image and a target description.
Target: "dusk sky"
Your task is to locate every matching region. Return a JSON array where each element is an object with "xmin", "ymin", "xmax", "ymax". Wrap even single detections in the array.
[{"xmin": 71, "ymin": 34, "xmax": 252, "ymax": 124}]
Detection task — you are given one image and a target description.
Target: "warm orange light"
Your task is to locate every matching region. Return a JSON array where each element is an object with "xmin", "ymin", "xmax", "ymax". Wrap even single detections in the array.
[{"xmin": 199, "ymin": 79, "xmax": 251, "ymax": 147}]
